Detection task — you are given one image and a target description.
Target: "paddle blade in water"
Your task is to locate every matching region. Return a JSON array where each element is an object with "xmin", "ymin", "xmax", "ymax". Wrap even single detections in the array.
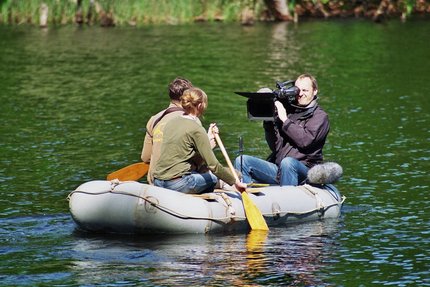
[
  {"xmin": 241, "ymin": 192, "xmax": 269, "ymax": 231},
  {"xmin": 107, "ymin": 162, "xmax": 149, "ymax": 181}
]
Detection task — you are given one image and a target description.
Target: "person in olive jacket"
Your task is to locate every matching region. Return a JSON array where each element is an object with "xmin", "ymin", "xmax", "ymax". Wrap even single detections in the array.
[
  {"xmin": 153, "ymin": 87, "xmax": 247, "ymax": 194},
  {"xmin": 234, "ymin": 74, "xmax": 330, "ymax": 186}
]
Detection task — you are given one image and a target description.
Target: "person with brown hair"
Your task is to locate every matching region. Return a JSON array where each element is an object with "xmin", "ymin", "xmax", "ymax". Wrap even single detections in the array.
[
  {"xmin": 235, "ymin": 74, "xmax": 330, "ymax": 186},
  {"xmin": 141, "ymin": 77, "xmax": 193, "ymax": 184},
  {"xmin": 152, "ymin": 87, "xmax": 246, "ymax": 194}
]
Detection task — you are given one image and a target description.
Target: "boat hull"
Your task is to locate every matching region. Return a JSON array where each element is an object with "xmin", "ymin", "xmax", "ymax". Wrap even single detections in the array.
[{"xmin": 68, "ymin": 180, "xmax": 344, "ymax": 234}]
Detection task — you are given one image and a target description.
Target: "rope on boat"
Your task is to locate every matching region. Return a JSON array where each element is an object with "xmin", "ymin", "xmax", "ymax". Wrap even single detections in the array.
[
  {"xmin": 67, "ymin": 180, "xmax": 346, "ymax": 223},
  {"xmin": 218, "ymin": 192, "xmax": 236, "ymax": 220},
  {"xmin": 300, "ymin": 184, "xmax": 326, "ymax": 217},
  {"xmin": 68, "ymin": 189, "xmax": 242, "ymax": 223},
  {"xmin": 295, "ymin": 184, "xmax": 346, "ymax": 217}
]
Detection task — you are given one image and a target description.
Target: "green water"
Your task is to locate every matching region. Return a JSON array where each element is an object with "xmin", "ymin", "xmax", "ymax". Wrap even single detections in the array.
[{"xmin": 1, "ymin": 20, "xmax": 429, "ymax": 286}]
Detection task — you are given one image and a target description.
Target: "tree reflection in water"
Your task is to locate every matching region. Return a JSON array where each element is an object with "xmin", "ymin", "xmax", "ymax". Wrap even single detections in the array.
[{"xmin": 68, "ymin": 219, "xmax": 340, "ymax": 286}]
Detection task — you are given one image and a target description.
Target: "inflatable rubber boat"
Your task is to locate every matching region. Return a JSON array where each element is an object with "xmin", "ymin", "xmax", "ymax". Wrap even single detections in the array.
[{"xmin": 68, "ymin": 179, "xmax": 345, "ymax": 234}]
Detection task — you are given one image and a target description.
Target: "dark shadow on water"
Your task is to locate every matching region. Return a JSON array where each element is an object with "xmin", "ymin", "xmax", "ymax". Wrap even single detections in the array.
[{"xmin": 341, "ymin": 203, "xmax": 373, "ymax": 213}]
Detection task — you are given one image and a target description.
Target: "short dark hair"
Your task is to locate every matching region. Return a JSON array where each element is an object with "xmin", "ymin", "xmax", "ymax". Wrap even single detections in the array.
[{"xmin": 168, "ymin": 77, "xmax": 193, "ymax": 101}]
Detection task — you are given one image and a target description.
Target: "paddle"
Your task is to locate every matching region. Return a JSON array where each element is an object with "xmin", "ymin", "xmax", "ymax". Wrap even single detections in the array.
[
  {"xmin": 106, "ymin": 162, "xmax": 149, "ymax": 181},
  {"xmin": 213, "ymin": 133, "xmax": 269, "ymax": 231}
]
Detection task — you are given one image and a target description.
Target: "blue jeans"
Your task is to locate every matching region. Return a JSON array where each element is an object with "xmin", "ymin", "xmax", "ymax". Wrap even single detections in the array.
[
  {"xmin": 153, "ymin": 172, "xmax": 217, "ymax": 194},
  {"xmin": 234, "ymin": 155, "xmax": 309, "ymax": 186}
]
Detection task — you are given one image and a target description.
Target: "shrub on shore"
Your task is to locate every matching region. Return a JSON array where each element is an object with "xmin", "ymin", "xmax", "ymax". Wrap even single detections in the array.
[{"xmin": 0, "ymin": 0, "xmax": 428, "ymax": 27}]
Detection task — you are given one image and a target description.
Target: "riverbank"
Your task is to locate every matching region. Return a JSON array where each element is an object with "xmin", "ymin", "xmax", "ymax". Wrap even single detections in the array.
[{"xmin": 1, "ymin": 0, "xmax": 429, "ymax": 27}]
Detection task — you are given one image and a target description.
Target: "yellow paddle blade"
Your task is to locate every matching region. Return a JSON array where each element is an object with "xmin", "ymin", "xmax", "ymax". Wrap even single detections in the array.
[
  {"xmin": 106, "ymin": 162, "xmax": 149, "ymax": 181},
  {"xmin": 241, "ymin": 192, "xmax": 269, "ymax": 231},
  {"xmin": 246, "ymin": 230, "xmax": 268, "ymax": 273},
  {"xmin": 246, "ymin": 229, "xmax": 268, "ymax": 252}
]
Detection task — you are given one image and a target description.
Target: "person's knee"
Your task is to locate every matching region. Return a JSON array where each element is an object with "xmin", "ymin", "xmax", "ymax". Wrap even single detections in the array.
[
  {"xmin": 202, "ymin": 172, "xmax": 217, "ymax": 186},
  {"xmin": 203, "ymin": 175, "xmax": 217, "ymax": 193},
  {"xmin": 280, "ymin": 157, "xmax": 297, "ymax": 170},
  {"xmin": 234, "ymin": 155, "xmax": 250, "ymax": 169},
  {"xmin": 209, "ymin": 175, "xmax": 218, "ymax": 186}
]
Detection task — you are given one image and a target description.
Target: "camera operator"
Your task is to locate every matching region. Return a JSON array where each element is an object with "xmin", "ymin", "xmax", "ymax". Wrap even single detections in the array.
[{"xmin": 234, "ymin": 74, "xmax": 330, "ymax": 186}]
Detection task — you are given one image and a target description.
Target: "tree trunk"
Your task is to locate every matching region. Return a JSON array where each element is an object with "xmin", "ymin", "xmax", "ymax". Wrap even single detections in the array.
[
  {"xmin": 75, "ymin": 0, "xmax": 84, "ymax": 25},
  {"xmin": 315, "ymin": 0, "xmax": 330, "ymax": 18},
  {"xmin": 264, "ymin": 0, "xmax": 293, "ymax": 21},
  {"xmin": 39, "ymin": 3, "xmax": 48, "ymax": 27},
  {"xmin": 373, "ymin": 0, "xmax": 390, "ymax": 22},
  {"xmin": 94, "ymin": 0, "xmax": 114, "ymax": 27},
  {"xmin": 87, "ymin": 0, "xmax": 94, "ymax": 25},
  {"xmin": 240, "ymin": 6, "xmax": 255, "ymax": 25}
]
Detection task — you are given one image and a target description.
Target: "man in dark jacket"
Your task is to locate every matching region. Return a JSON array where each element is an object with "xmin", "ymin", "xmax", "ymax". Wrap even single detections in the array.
[{"xmin": 234, "ymin": 74, "xmax": 330, "ymax": 186}]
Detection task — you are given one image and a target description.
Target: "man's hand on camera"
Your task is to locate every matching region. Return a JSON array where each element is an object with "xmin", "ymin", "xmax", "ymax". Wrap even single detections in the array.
[{"xmin": 274, "ymin": 101, "xmax": 288, "ymax": 122}]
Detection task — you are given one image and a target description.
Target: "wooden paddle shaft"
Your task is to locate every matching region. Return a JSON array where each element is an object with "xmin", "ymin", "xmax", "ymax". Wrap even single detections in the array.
[
  {"xmin": 214, "ymin": 133, "xmax": 269, "ymax": 231},
  {"xmin": 214, "ymin": 134, "xmax": 240, "ymax": 183}
]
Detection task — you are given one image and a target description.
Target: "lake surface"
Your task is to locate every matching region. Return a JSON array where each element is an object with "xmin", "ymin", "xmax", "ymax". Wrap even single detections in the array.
[{"xmin": 1, "ymin": 19, "xmax": 429, "ymax": 286}]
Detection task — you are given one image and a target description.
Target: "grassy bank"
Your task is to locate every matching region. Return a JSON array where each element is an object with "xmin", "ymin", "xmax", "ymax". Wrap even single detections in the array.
[
  {"xmin": 0, "ymin": 0, "xmax": 428, "ymax": 26},
  {"xmin": 0, "ymin": 0, "xmax": 262, "ymax": 26}
]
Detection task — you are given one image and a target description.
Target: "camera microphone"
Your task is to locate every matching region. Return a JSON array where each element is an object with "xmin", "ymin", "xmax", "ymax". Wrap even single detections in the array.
[{"xmin": 307, "ymin": 162, "xmax": 343, "ymax": 185}]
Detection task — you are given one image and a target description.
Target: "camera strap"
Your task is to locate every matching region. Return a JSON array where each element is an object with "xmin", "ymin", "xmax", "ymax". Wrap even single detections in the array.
[
  {"xmin": 152, "ymin": 106, "xmax": 185, "ymax": 130},
  {"xmin": 147, "ymin": 106, "xmax": 185, "ymax": 137}
]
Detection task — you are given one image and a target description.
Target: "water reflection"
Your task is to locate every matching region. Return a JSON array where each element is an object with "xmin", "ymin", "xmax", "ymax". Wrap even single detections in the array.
[
  {"xmin": 264, "ymin": 22, "xmax": 302, "ymax": 81},
  {"xmin": 65, "ymin": 220, "xmax": 340, "ymax": 286},
  {"xmin": 246, "ymin": 230, "xmax": 269, "ymax": 277},
  {"xmin": 1, "ymin": 21, "xmax": 429, "ymax": 286}
]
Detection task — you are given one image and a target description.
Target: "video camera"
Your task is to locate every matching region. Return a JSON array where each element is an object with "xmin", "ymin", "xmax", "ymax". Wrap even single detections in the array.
[{"xmin": 235, "ymin": 80, "xmax": 300, "ymax": 121}]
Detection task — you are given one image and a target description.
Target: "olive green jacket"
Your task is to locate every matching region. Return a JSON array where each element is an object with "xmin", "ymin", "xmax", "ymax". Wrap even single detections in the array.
[
  {"xmin": 141, "ymin": 103, "xmax": 185, "ymax": 184},
  {"xmin": 152, "ymin": 116, "xmax": 235, "ymax": 185}
]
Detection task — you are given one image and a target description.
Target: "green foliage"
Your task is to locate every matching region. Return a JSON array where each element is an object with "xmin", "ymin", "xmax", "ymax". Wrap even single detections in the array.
[
  {"xmin": 0, "ymin": 0, "xmax": 427, "ymax": 25},
  {"xmin": 404, "ymin": 0, "xmax": 415, "ymax": 15}
]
